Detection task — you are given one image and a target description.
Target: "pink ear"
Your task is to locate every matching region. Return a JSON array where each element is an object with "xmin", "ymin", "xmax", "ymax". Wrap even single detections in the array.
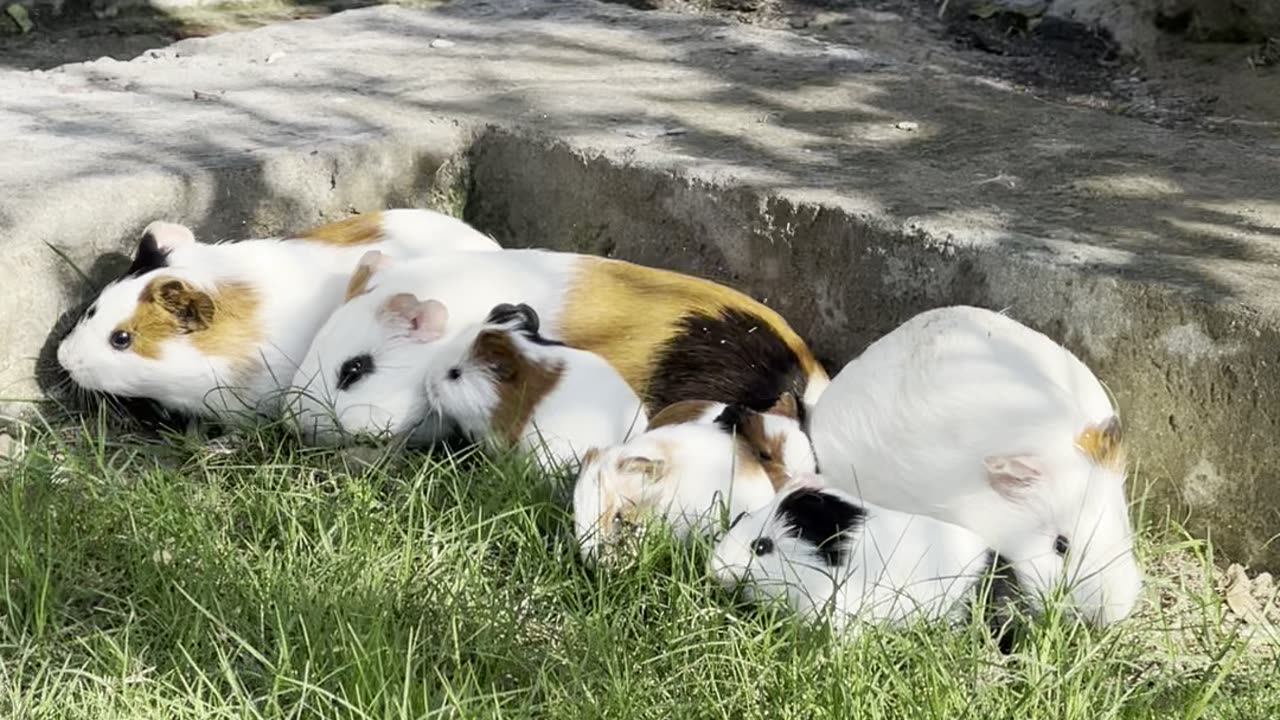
[
  {"xmin": 984, "ymin": 454, "xmax": 1045, "ymax": 501},
  {"xmin": 141, "ymin": 221, "xmax": 196, "ymax": 251},
  {"xmin": 381, "ymin": 293, "xmax": 448, "ymax": 342}
]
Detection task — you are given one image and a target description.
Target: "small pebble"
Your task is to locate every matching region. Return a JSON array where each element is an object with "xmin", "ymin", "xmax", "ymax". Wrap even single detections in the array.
[
  {"xmin": 266, "ymin": 51, "xmax": 287, "ymax": 64},
  {"xmin": 430, "ymin": 38, "xmax": 456, "ymax": 49},
  {"xmin": 894, "ymin": 121, "xmax": 920, "ymax": 132}
]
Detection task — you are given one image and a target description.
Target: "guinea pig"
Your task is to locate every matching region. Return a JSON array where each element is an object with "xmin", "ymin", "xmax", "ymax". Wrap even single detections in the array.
[
  {"xmin": 572, "ymin": 398, "xmax": 816, "ymax": 559},
  {"xmin": 55, "ymin": 209, "xmax": 500, "ymax": 425},
  {"xmin": 418, "ymin": 300, "xmax": 648, "ymax": 471},
  {"xmin": 709, "ymin": 478, "xmax": 1021, "ymax": 647},
  {"xmin": 807, "ymin": 305, "xmax": 1142, "ymax": 626},
  {"xmin": 289, "ymin": 247, "xmax": 828, "ymax": 445}
]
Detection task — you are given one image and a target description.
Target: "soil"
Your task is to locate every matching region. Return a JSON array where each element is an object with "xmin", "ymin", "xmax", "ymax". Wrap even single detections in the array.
[{"xmin": 2, "ymin": 0, "xmax": 1275, "ymax": 139}]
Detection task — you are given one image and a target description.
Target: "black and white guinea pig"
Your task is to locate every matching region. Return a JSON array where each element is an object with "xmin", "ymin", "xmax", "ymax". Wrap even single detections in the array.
[
  {"xmin": 571, "ymin": 395, "xmax": 816, "ymax": 559},
  {"xmin": 288, "ymin": 248, "xmax": 829, "ymax": 445},
  {"xmin": 55, "ymin": 209, "xmax": 499, "ymax": 424},
  {"xmin": 807, "ymin": 305, "xmax": 1142, "ymax": 626},
  {"xmin": 710, "ymin": 477, "xmax": 1021, "ymax": 649},
  {"xmin": 416, "ymin": 300, "xmax": 647, "ymax": 471}
]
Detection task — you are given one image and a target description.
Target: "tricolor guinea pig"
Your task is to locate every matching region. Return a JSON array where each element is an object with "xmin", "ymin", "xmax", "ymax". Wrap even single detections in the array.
[
  {"xmin": 289, "ymin": 248, "xmax": 828, "ymax": 445},
  {"xmin": 807, "ymin": 305, "xmax": 1142, "ymax": 626},
  {"xmin": 710, "ymin": 479, "xmax": 1020, "ymax": 647},
  {"xmin": 417, "ymin": 300, "xmax": 647, "ymax": 471},
  {"xmin": 55, "ymin": 209, "xmax": 500, "ymax": 424},
  {"xmin": 572, "ymin": 397, "xmax": 816, "ymax": 559}
]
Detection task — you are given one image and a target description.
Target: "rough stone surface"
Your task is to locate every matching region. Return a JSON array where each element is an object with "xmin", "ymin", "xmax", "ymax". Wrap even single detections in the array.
[
  {"xmin": 0, "ymin": 0, "xmax": 1278, "ymax": 566},
  {"xmin": 1046, "ymin": 0, "xmax": 1280, "ymax": 54}
]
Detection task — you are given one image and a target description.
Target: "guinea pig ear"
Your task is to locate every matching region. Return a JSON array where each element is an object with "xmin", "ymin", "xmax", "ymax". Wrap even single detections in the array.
[
  {"xmin": 151, "ymin": 278, "xmax": 215, "ymax": 332},
  {"xmin": 124, "ymin": 222, "xmax": 193, "ymax": 278},
  {"xmin": 485, "ymin": 302, "xmax": 541, "ymax": 335},
  {"xmin": 765, "ymin": 392, "xmax": 799, "ymax": 420},
  {"xmin": 347, "ymin": 250, "xmax": 394, "ymax": 300},
  {"xmin": 617, "ymin": 455, "xmax": 667, "ymax": 484},
  {"xmin": 380, "ymin": 293, "xmax": 448, "ymax": 342},
  {"xmin": 984, "ymin": 455, "xmax": 1046, "ymax": 501}
]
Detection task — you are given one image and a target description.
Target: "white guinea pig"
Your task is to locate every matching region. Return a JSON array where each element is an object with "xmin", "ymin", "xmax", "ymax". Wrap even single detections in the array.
[
  {"xmin": 710, "ymin": 478, "xmax": 1019, "ymax": 647},
  {"xmin": 56, "ymin": 209, "xmax": 500, "ymax": 424},
  {"xmin": 287, "ymin": 247, "xmax": 828, "ymax": 445},
  {"xmin": 572, "ymin": 397, "xmax": 816, "ymax": 559},
  {"xmin": 807, "ymin": 305, "xmax": 1141, "ymax": 626},
  {"xmin": 419, "ymin": 300, "xmax": 648, "ymax": 471}
]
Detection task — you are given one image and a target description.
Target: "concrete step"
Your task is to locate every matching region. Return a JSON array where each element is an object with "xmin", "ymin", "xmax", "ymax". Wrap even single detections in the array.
[{"xmin": 2, "ymin": 0, "xmax": 1277, "ymax": 566}]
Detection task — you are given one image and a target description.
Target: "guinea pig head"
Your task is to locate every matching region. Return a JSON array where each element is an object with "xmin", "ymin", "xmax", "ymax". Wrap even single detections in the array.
[
  {"xmin": 289, "ymin": 251, "xmax": 449, "ymax": 444},
  {"xmin": 572, "ymin": 442, "xmax": 669, "ymax": 560},
  {"xmin": 709, "ymin": 476, "xmax": 859, "ymax": 616},
  {"xmin": 423, "ymin": 304, "xmax": 565, "ymax": 447},
  {"xmin": 712, "ymin": 396, "xmax": 816, "ymax": 488},
  {"xmin": 978, "ymin": 418, "xmax": 1142, "ymax": 626},
  {"xmin": 56, "ymin": 222, "xmax": 262, "ymax": 415}
]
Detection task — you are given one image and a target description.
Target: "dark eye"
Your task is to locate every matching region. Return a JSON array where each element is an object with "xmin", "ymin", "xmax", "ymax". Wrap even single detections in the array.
[
  {"xmin": 337, "ymin": 354, "xmax": 375, "ymax": 391},
  {"xmin": 751, "ymin": 537, "xmax": 775, "ymax": 556},
  {"xmin": 446, "ymin": 367, "xmax": 461, "ymax": 381},
  {"xmin": 758, "ymin": 449, "xmax": 773, "ymax": 462},
  {"xmin": 109, "ymin": 329, "xmax": 132, "ymax": 350},
  {"xmin": 85, "ymin": 304, "xmax": 98, "ymax": 320},
  {"xmin": 1053, "ymin": 535, "xmax": 1070, "ymax": 557}
]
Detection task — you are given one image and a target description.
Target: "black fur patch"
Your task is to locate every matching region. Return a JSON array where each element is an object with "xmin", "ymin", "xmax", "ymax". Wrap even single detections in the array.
[
  {"xmin": 646, "ymin": 308, "xmax": 810, "ymax": 419},
  {"xmin": 974, "ymin": 550, "xmax": 1022, "ymax": 654},
  {"xmin": 121, "ymin": 229, "xmax": 171, "ymax": 279},
  {"xmin": 712, "ymin": 403, "xmax": 748, "ymax": 436},
  {"xmin": 485, "ymin": 303, "xmax": 564, "ymax": 346},
  {"xmin": 776, "ymin": 488, "xmax": 865, "ymax": 567}
]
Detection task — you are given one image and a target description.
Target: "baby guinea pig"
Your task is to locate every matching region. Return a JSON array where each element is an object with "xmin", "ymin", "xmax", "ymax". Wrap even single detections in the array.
[
  {"xmin": 807, "ymin": 305, "xmax": 1142, "ymax": 626},
  {"xmin": 288, "ymin": 248, "xmax": 829, "ymax": 445},
  {"xmin": 710, "ymin": 478, "xmax": 1020, "ymax": 648},
  {"xmin": 421, "ymin": 300, "xmax": 648, "ymax": 471},
  {"xmin": 572, "ymin": 396, "xmax": 816, "ymax": 559},
  {"xmin": 56, "ymin": 209, "xmax": 500, "ymax": 425}
]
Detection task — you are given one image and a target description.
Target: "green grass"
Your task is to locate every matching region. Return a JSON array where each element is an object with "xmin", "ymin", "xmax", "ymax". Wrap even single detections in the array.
[{"xmin": 1, "ymin": 416, "xmax": 1277, "ymax": 719}]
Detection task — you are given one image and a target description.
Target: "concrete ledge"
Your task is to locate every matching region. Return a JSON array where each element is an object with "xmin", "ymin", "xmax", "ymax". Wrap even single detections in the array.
[{"xmin": 2, "ymin": 0, "xmax": 1278, "ymax": 566}]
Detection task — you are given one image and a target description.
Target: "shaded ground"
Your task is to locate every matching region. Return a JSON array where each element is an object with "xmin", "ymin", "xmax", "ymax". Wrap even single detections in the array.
[{"xmin": 3, "ymin": 0, "xmax": 1275, "ymax": 138}]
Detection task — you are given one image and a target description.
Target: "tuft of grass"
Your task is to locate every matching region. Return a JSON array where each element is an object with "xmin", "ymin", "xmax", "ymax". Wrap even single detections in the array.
[{"xmin": 1, "ymin": 421, "xmax": 1277, "ymax": 719}]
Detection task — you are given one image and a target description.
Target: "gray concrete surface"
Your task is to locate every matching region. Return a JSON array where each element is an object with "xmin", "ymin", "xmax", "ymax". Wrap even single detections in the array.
[{"xmin": 1, "ymin": 0, "xmax": 1278, "ymax": 567}]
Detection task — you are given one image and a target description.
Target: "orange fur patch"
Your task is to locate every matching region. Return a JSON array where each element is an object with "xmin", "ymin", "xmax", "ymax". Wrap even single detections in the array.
[
  {"xmin": 646, "ymin": 399, "xmax": 718, "ymax": 430},
  {"xmin": 345, "ymin": 264, "xmax": 376, "ymax": 301},
  {"xmin": 117, "ymin": 276, "xmax": 261, "ymax": 373},
  {"xmin": 1074, "ymin": 417, "xmax": 1126, "ymax": 471},
  {"xmin": 473, "ymin": 330, "xmax": 566, "ymax": 445},
  {"xmin": 558, "ymin": 257, "xmax": 826, "ymax": 402},
  {"xmin": 294, "ymin": 212, "xmax": 385, "ymax": 246},
  {"xmin": 729, "ymin": 410, "xmax": 792, "ymax": 490}
]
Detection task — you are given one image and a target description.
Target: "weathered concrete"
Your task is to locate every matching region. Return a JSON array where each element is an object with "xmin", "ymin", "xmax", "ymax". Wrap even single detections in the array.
[{"xmin": 1, "ymin": 0, "xmax": 1278, "ymax": 566}]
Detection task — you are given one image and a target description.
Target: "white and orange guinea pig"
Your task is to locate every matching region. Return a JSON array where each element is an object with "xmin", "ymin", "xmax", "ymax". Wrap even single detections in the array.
[
  {"xmin": 571, "ymin": 396, "xmax": 816, "ymax": 560},
  {"xmin": 710, "ymin": 478, "xmax": 1021, "ymax": 649},
  {"xmin": 288, "ymin": 248, "xmax": 828, "ymax": 446},
  {"xmin": 807, "ymin": 305, "xmax": 1142, "ymax": 626},
  {"xmin": 414, "ymin": 300, "xmax": 647, "ymax": 471},
  {"xmin": 55, "ymin": 210, "xmax": 500, "ymax": 425}
]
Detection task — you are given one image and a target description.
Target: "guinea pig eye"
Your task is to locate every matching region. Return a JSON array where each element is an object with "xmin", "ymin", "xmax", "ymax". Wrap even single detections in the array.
[
  {"xmin": 757, "ymin": 449, "xmax": 774, "ymax": 462},
  {"xmin": 1053, "ymin": 535, "xmax": 1070, "ymax": 557},
  {"xmin": 751, "ymin": 537, "xmax": 775, "ymax": 557},
  {"xmin": 85, "ymin": 304, "xmax": 98, "ymax": 320},
  {"xmin": 446, "ymin": 367, "xmax": 462, "ymax": 381},
  {"xmin": 337, "ymin": 354, "xmax": 375, "ymax": 392},
  {"xmin": 109, "ymin": 330, "xmax": 132, "ymax": 351}
]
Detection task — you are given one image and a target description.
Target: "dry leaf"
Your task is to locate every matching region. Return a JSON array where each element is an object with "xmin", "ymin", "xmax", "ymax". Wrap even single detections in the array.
[{"xmin": 1224, "ymin": 564, "xmax": 1268, "ymax": 625}]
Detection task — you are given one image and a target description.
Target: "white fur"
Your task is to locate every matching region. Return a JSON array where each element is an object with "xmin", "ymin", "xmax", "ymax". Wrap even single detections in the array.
[
  {"xmin": 422, "ymin": 319, "xmax": 648, "ymax": 471},
  {"xmin": 56, "ymin": 209, "xmax": 499, "ymax": 423},
  {"xmin": 710, "ymin": 481, "xmax": 995, "ymax": 631},
  {"xmin": 572, "ymin": 408, "xmax": 816, "ymax": 559},
  {"xmin": 288, "ymin": 250, "xmax": 575, "ymax": 445},
  {"xmin": 808, "ymin": 305, "xmax": 1141, "ymax": 625}
]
